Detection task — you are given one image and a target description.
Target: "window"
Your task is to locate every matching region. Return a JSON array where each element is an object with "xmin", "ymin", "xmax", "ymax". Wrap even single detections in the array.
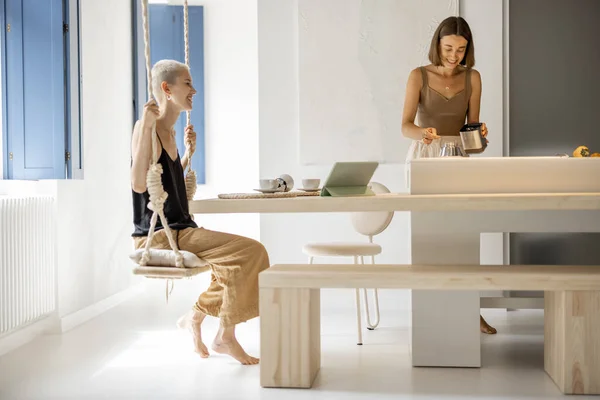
[
  {"xmin": 132, "ymin": 1, "xmax": 206, "ymax": 184},
  {"xmin": 0, "ymin": 0, "xmax": 82, "ymax": 180}
]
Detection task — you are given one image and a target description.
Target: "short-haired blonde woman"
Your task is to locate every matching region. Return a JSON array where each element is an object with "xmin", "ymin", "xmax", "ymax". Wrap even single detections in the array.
[{"xmin": 131, "ymin": 60, "xmax": 270, "ymax": 364}]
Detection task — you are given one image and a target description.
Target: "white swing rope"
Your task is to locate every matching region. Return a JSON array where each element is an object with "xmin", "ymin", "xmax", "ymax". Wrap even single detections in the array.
[
  {"xmin": 182, "ymin": 0, "xmax": 198, "ymax": 202},
  {"xmin": 139, "ymin": 0, "xmax": 196, "ymax": 272}
]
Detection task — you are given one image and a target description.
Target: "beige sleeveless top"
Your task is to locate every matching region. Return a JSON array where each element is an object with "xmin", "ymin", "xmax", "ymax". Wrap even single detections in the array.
[{"xmin": 417, "ymin": 66, "xmax": 472, "ymax": 136}]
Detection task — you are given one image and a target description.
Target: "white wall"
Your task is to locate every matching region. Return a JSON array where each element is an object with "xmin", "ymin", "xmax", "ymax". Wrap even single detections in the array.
[
  {"xmin": 258, "ymin": 0, "xmax": 412, "ymax": 312},
  {"xmin": 258, "ymin": 0, "xmax": 506, "ymax": 312},
  {"xmin": 55, "ymin": 0, "xmax": 137, "ymax": 317},
  {"xmin": 162, "ymin": 0, "xmax": 260, "ymax": 241}
]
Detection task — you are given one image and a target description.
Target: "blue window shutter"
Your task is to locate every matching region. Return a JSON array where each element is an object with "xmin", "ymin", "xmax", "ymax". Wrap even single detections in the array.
[
  {"xmin": 5, "ymin": 0, "xmax": 66, "ymax": 179},
  {"xmin": 149, "ymin": 4, "xmax": 205, "ymax": 185},
  {"xmin": 187, "ymin": 6, "xmax": 205, "ymax": 185}
]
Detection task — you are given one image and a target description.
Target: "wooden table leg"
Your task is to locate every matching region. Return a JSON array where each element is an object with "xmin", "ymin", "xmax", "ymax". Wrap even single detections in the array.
[
  {"xmin": 410, "ymin": 211, "xmax": 481, "ymax": 367},
  {"xmin": 545, "ymin": 290, "xmax": 600, "ymax": 394},
  {"xmin": 260, "ymin": 287, "xmax": 321, "ymax": 388}
]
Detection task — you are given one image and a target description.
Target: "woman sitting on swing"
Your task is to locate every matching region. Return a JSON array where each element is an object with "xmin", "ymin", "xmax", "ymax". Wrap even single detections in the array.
[{"xmin": 131, "ymin": 59, "xmax": 268, "ymax": 365}]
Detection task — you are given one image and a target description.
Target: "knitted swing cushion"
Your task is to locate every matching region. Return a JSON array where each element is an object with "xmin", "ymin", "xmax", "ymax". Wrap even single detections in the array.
[{"xmin": 129, "ymin": 248, "xmax": 208, "ymax": 268}]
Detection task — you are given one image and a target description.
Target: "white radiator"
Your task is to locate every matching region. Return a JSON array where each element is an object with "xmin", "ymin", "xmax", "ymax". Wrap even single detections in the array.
[{"xmin": 0, "ymin": 196, "xmax": 56, "ymax": 336}]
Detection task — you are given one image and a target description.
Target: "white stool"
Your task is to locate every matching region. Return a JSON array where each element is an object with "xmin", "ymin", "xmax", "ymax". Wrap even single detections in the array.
[{"xmin": 302, "ymin": 182, "xmax": 394, "ymax": 345}]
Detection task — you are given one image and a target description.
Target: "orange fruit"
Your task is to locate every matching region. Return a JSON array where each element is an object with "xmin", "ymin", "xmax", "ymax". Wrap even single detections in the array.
[{"xmin": 573, "ymin": 146, "xmax": 590, "ymax": 157}]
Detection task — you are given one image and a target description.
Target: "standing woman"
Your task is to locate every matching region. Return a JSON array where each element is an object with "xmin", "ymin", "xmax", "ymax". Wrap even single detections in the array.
[{"xmin": 401, "ymin": 16, "xmax": 495, "ymax": 334}]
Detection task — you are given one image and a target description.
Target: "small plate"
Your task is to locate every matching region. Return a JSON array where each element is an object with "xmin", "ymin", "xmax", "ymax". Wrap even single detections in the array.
[
  {"xmin": 253, "ymin": 188, "xmax": 282, "ymax": 194},
  {"xmin": 298, "ymin": 188, "xmax": 320, "ymax": 192}
]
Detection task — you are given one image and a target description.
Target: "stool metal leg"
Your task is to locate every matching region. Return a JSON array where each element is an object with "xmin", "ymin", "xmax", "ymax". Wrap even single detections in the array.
[
  {"xmin": 354, "ymin": 255, "xmax": 363, "ymax": 345},
  {"xmin": 363, "ymin": 255, "xmax": 381, "ymax": 330}
]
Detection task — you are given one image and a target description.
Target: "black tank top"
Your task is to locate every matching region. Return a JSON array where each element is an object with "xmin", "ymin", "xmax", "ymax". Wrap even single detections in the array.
[{"xmin": 132, "ymin": 138, "xmax": 197, "ymax": 237}]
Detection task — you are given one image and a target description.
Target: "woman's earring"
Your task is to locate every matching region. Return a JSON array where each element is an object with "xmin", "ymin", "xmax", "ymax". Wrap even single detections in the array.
[{"xmin": 167, "ymin": 94, "xmax": 172, "ymax": 101}]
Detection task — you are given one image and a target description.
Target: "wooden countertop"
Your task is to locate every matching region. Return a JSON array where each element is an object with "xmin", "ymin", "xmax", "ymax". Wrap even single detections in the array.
[{"xmin": 189, "ymin": 192, "xmax": 600, "ymax": 214}]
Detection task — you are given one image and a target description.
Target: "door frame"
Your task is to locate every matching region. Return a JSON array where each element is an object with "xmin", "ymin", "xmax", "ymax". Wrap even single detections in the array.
[{"xmin": 1, "ymin": 0, "xmax": 8, "ymax": 178}]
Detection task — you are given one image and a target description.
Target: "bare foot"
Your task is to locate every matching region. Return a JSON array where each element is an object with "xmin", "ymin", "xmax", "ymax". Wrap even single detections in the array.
[
  {"xmin": 211, "ymin": 337, "xmax": 259, "ymax": 365},
  {"xmin": 480, "ymin": 315, "xmax": 497, "ymax": 334},
  {"xmin": 177, "ymin": 311, "xmax": 210, "ymax": 358}
]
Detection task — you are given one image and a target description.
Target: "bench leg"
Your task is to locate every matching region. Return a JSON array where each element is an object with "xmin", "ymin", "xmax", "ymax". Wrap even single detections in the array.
[
  {"xmin": 545, "ymin": 290, "xmax": 600, "ymax": 394},
  {"xmin": 260, "ymin": 287, "xmax": 321, "ymax": 388}
]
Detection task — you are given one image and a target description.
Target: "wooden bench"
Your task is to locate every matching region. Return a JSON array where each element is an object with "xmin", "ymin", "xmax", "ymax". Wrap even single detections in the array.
[{"xmin": 258, "ymin": 264, "xmax": 600, "ymax": 395}]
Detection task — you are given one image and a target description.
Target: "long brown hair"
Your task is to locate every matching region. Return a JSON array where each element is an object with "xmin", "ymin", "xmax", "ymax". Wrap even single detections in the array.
[{"xmin": 428, "ymin": 16, "xmax": 475, "ymax": 68}]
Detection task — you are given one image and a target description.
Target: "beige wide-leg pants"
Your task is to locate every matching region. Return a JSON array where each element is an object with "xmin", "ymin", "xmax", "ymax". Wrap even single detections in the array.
[{"xmin": 134, "ymin": 227, "xmax": 270, "ymax": 327}]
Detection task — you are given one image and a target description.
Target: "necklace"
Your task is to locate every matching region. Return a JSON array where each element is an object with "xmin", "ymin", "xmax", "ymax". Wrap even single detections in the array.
[{"xmin": 438, "ymin": 66, "xmax": 453, "ymax": 90}]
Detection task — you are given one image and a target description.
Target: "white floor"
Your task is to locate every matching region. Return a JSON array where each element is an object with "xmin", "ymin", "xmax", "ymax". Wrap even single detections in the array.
[{"xmin": 0, "ymin": 285, "xmax": 594, "ymax": 400}]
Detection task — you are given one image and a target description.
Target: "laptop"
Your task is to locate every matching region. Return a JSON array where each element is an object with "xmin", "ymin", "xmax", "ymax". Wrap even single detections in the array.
[{"xmin": 320, "ymin": 161, "xmax": 379, "ymax": 197}]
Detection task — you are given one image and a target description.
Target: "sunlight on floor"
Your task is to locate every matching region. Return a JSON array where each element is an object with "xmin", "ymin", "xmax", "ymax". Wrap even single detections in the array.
[{"xmin": 99, "ymin": 330, "xmax": 197, "ymax": 371}]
